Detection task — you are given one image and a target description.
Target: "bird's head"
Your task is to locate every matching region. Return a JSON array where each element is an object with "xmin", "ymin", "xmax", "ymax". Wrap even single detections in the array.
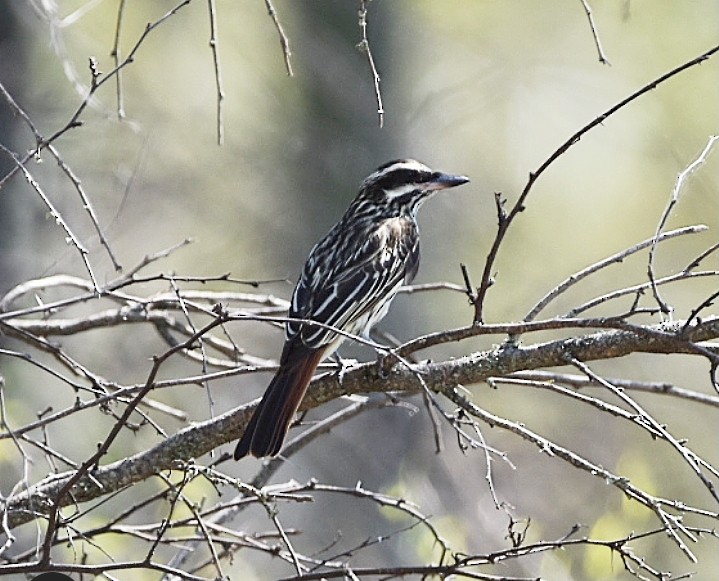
[{"xmin": 357, "ymin": 159, "xmax": 470, "ymax": 216}]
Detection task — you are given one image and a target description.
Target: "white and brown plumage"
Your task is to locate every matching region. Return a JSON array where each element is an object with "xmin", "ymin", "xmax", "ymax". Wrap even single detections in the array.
[{"xmin": 234, "ymin": 159, "xmax": 469, "ymax": 458}]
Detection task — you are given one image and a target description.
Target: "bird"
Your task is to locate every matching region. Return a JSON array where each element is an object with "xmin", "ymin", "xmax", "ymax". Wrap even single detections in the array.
[{"xmin": 234, "ymin": 159, "xmax": 469, "ymax": 459}]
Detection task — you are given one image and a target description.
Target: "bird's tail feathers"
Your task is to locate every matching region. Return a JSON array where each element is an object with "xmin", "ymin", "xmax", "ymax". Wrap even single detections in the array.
[{"xmin": 234, "ymin": 349, "xmax": 323, "ymax": 459}]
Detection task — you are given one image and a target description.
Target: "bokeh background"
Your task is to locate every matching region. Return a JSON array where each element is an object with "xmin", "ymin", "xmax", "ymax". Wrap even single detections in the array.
[{"xmin": 1, "ymin": 1, "xmax": 718, "ymax": 579}]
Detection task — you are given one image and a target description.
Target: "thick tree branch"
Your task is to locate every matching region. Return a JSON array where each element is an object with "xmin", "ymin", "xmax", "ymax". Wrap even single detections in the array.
[{"xmin": 5, "ymin": 316, "xmax": 718, "ymax": 530}]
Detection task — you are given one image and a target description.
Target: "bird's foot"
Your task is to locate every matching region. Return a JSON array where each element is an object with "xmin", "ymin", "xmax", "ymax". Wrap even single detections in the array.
[{"xmin": 332, "ymin": 355, "xmax": 359, "ymax": 385}]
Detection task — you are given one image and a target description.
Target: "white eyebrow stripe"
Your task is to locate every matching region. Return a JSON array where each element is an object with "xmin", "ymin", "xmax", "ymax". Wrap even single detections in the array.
[{"xmin": 383, "ymin": 183, "xmax": 420, "ymax": 199}]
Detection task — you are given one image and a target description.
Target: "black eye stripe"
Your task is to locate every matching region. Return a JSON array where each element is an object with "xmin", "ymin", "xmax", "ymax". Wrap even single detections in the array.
[
  {"xmin": 372, "ymin": 169, "xmax": 432, "ymax": 190},
  {"xmin": 361, "ymin": 159, "xmax": 433, "ymax": 187}
]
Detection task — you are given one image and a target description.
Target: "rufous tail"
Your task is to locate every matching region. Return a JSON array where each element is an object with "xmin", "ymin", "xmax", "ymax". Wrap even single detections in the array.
[{"xmin": 234, "ymin": 347, "xmax": 323, "ymax": 459}]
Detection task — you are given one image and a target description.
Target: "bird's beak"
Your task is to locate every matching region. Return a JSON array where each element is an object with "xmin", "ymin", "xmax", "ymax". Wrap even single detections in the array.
[{"xmin": 426, "ymin": 172, "xmax": 470, "ymax": 191}]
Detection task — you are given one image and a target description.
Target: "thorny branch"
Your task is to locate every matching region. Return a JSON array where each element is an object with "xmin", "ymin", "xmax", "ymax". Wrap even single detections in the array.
[{"xmin": 470, "ymin": 42, "xmax": 719, "ymax": 322}]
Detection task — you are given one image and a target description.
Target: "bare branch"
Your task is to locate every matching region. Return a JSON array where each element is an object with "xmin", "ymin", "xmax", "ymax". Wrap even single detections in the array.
[
  {"xmin": 6, "ymin": 313, "xmax": 719, "ymax": 530},
  {"xmin": 648, "ymin": 135, "xmax": 719, "ymax": 316},
  {"xmin": 3, "ymin": 7, "xmax": 718, "ymax": 580},
  {"xmin": 264, "ymin": 0, "xmax": 294, "ymax": 76},
  {"xmin": 508, "ymin": 370, "xmax": 719, "ymax": 408},
  {"xmin": 357, "ymin": 0, "xmax": 384, "ymax": 127},
  {"xmin": 472, "ymin": 43, "xmax": 719, "ymax": 322},
  {"xmin": 578, "ymin": 0, "xmax": 611, "ymax": 64},
  {"xmin": 0, "ymin": 143, "xmax": 98, "ymax": 290},
  {"xmin": 207, "ymin": 0, "xmax": 225, "ymax": 145},
  {"xmin": 110, "ymin": 0, "xmax": 128, "ymax": 119},
  {"xmin": 523, "ymin": 224, "xmax": 706, "ymax": 325}
]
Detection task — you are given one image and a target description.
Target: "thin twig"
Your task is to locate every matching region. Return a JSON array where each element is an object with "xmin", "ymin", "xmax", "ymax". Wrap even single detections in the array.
[
  {"xmin": 264, "ymin": 0, "xmax": 293, "ymax": 76},
  {"xmin": 491, "ymin": 375, "xmax": 665, "ymax": 438},
  {"xmin": 568, "ymin": 269, "xmax": 719, "ymax": 318},
  {"xmin": 685, "ymin": 240, "xmax": 719, "ymax": 272},
  {"xmin": 472, "ymin": 43, "xmax": 719, "ymax": 323},
  {"xmin": 48, "ymin": 141, "xmax": 122, "ymax": 271},
  {"xmin": 682, "ymin": 288, "xmax": 719, "ymax": 335},
  {"xmin": 269, "ymin": 509, "xmax": 304, "ymax": 576},
  {"xmin": 648, "ymin": 135, "xmax": 719, "ymax": 317},
  {"xmin": 446, "ymin": 385, "xmax": 703, "ymax": 563},
  {"xmin": 1, "ymin": 81, "xmax": 120, "ymax": 272},
  {"xmin": 357, "ymin": 0, "xmax": 384, "ymax": 127},
  {"xmin": 460, "ymin": 263, "xmax": 479, "ymax": 304},
  {"xmin": 523, "ymin": 225, "xmax": 706, "ymax": 324},
  {"xmin": 0, "ymin": 0, "xmax": 195, "ymax": 192},
  {"xmin": 578, "ymin": 0, "xmax": 611, "ymax": 65},
  {"xmin": 0, "ymin": 143, "xmax": 98, "ymax": 290},
  {"xmin": 110, "ymin": 0, "xmax": 127, "ymax": 119},
  {"xmin": 398, "ymin": 281, "xmax": 467, "ymax": 295},
  {"xmin": 569, "ymin": 357, "xmax": 719, "ymax": 506},
  {"xmin": 0, "ymin": 81, "xmax": 43, "ymax": 141},
  {"xmin": 511, "ymin": 370, "xmax": 719, "ymax": 408},
  {"xmin": 38, "ymin": 312, "xmax": 227, "ymax": 565},
  {"xmin": 207, "ymin": 0, "xmax": 225, "ymax": 145}
]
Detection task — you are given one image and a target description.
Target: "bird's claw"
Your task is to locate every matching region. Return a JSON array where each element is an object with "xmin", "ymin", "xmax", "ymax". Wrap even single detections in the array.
[{"xmin": 333, "ymin": 356, "xmax": 359, "ymax": 385}]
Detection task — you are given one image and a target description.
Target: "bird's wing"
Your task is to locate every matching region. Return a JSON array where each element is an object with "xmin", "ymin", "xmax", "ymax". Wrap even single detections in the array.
[{"xmin": 287, "ymin": 217, "xmax": 419, "ymax": 349}]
